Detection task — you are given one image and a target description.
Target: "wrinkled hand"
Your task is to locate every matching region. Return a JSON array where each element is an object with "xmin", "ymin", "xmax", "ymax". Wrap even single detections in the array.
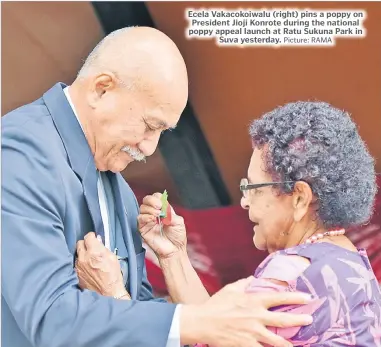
[
  {"xmin": 138, "ymin": 193, "xmax": 187, "ymax": 259},
  {"xmin": 75, "ymin": 232, "xmax": 129, "ymax": 298},
  {"xmin": 184, "ymin": 277, "xmax": 313, "ymax": 347}
]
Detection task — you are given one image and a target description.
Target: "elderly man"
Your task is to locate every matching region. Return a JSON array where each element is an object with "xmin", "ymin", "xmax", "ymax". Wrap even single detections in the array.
[{"xmin": 2, "ymin": 27, "xmax": 312, "ymax": 347}]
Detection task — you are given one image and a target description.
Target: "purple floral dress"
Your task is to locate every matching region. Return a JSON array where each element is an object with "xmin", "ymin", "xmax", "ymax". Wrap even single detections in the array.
[{"xmin": 247, "ymin": 243, "xmax": 381, "ymax": 346}]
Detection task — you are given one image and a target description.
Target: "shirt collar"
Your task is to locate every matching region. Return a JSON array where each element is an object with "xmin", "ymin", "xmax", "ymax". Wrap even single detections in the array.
[{"xmin": 63, "ymin": 86, "xmax": 84, "ymax": 133}]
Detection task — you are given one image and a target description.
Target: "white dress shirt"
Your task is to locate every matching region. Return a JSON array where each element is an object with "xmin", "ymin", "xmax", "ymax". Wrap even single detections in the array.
[{"xmin": 63, "ymin": 86, "xmax": 181, "ymax": 347}]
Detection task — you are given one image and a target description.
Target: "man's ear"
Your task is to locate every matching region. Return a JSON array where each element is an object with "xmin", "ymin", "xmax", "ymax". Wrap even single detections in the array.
[
  {"xmin": 87, "ymin": 72, "xmax": 118, "ymax": 108},
  {"xmin": 292, "ymin": 181, "xmax": 313, "ymax": 222}
]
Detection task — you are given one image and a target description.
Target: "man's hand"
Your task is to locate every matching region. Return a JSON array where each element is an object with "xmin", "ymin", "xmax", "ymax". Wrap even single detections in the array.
[
  {"xmin": 75, "ymin": 232, "xmax": 129, "ymax": 299},
  {"xmin": 138, "ymin": 193, "xmax": 187, "ymax": 259},
  {"xmin": 180, "ymin": 277, "xmax": 313, "ymax": 347}
]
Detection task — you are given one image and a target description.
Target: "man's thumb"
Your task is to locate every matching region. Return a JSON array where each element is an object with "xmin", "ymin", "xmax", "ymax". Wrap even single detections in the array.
[{"xmin": 229, "ymin": 276, "xmax": 255, "ymax": 291}]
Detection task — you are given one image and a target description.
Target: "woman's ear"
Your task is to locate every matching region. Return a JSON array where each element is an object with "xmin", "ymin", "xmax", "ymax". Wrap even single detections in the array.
[{"xmin": 292, "ymin": 181, "xmax": 313, "ymax": 222}]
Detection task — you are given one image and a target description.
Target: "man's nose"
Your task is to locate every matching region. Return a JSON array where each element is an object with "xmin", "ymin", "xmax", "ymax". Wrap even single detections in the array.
[{"xmin": 138, "ymin": 132, "xmax": 161, "ymax": 157}]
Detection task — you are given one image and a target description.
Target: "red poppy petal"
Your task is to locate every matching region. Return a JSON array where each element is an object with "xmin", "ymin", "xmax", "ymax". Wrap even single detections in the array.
[{"xmin": 162, "ymin": 203, "xmax": 172, "ymax": 225}]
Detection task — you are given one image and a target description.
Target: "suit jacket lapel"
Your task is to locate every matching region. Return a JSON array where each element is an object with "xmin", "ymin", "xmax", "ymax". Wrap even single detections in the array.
[
  {"xmin": 82, "ymin": 163, "xmax": 105, "ymax": 243},
  {"xmin": 109, "ymin": 172, "xmax": 138, "ymax": 299},
  {"xmin": 43, "ymin": 82, "xmax": 105, "ymax": 244}
]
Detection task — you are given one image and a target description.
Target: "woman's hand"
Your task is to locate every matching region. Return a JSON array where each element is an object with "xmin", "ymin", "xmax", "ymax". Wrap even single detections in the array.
[
  {"xmin": 138, "ymin": 193, "xmax": 187, "ymax": 259},
  {"xmin": 75, "ymin": 232, "xmax": 130, "ymax": 299}
]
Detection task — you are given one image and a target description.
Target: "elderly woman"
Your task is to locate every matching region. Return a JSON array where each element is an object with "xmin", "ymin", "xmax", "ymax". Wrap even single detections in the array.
[
  {"xmin": 77, "ymin": 101, "xmax": 381, "ymax": 346},
  {"xmin": 233, "ymin": 101, "xmax": 381, "ymax": 345}
]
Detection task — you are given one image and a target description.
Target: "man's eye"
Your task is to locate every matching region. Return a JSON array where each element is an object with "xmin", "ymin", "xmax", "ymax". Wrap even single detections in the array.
[{"xmin": 145, "ymin": 123, "xmax": 156, "ymax": 132}]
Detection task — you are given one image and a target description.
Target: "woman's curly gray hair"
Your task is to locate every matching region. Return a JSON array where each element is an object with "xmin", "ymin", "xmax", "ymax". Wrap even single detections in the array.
[{"xmin": 249, "ymin": 101, "xmax": 377, "ymax": 229}]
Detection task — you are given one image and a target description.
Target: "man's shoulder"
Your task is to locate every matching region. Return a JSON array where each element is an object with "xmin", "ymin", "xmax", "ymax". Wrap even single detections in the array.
[
  {"xmin": 2, "ymin": 97, "xmax": 67, "ymax": 172},
  {"xmin": 2, "ymin": 96, "xmax": 63, "ymax": 146},
  {"xmin": 2, "ymin": 96, "xmax": 50, "ymax": 129}
]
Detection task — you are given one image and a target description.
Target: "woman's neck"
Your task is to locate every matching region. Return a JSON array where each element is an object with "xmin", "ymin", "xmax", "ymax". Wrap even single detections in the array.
[
  {"xmin": 282, "ymin": 223, "xmax": 327, "ymax": 250},
  {"xmin": 297, "ymin": 226, "xmax": 327, "ymax": 245},
  {"xmin": 285, "ymin": 224, "xmax": 357, "ymax": 253}
]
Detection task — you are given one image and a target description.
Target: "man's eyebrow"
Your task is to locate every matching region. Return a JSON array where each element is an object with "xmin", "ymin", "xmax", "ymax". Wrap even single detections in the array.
[{"xmin": 159, "ymin": 121, "xmax": 169, "ymax": 128}]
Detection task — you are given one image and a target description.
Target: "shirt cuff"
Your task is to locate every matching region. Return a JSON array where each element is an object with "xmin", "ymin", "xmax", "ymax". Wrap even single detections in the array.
[{"xmin": 166, "ymin": 304, "xmax": 182, "ymax": 347}]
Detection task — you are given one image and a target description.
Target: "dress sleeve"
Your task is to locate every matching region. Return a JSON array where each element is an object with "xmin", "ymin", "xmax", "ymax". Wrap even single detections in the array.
[
  {"xmin": 255, "ymin": 254, "xmax": 310, "ymax": 284},
  {"xmin": 193, "ymin": 254, "xmax": 325, "ymax": 347},
  {"xmin": 246, "ymin": 254, "xmax": 325, "ymax": 345}
]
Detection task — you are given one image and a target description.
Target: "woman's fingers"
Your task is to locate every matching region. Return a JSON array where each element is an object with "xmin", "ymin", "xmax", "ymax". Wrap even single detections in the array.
[
  {"xmin": 139, "ymin": 204, "xmax": 161, "ymax": 217},
  {"xmin": 142, "ymin": 194, "xmax": 162, "ymax": 209}
]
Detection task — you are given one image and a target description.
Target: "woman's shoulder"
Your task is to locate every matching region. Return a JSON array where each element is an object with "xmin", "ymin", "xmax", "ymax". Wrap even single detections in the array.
[
  {"xmin": 255, "ymin": 250, "xmax": 311, "ymax": 285},
  {"xmin": 255, "ymin": 242, "xmax": 377, "ymax": 288},
  {"xmin": 252, "ymin": 243, "xmax": 381, "ymax": 346}
]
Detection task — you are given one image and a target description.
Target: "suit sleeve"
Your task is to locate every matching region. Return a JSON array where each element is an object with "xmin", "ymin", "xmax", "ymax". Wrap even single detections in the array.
[{"xmin": 1, "ymin": 125, "xmax": 177, "ymax": 347}]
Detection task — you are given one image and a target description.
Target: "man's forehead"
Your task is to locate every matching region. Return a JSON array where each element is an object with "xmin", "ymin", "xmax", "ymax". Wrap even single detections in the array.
[{"xmin": 142, "ymin": 94, "xmax": 182, "ymax": 130}]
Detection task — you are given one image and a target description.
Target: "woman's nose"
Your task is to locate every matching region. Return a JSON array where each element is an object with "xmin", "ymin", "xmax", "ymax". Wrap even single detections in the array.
[{"xmin": 240, "ymin": 196, "xmax": 249, "ymax": 210}]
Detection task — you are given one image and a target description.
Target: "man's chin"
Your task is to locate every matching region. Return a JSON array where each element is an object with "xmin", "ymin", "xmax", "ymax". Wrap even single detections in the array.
[
  {"xmin": 94, "ymin": 152, "xmax": 134, "ymax": 172},
  {"xmin": 110, "ymin": 160, "xmax": 132, "ymax": 173},
  {"xmin": 107, "ymin": 156, "xmax": 134, "ymax": 173}
]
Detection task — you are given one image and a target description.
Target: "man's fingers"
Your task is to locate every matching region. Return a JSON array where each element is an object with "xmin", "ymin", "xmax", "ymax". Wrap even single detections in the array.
[
  {"xmin": 76, "ymin": 240, "xmax": 86, "ymax": 261},
  {"xmin": 247, "ymin": 341, "xmax": 262, "ymax": 347},
  {"xmin": 84, "ymin": 232, "xmax": 104, "ymax": 251},
  {"xmin": 254, "ymin": 325, "xmax": 292, "ymax": 347},
  {"xmin": 84, "ymin": 232, "xmax": 96, "ymax": 243},
  {"xmin": 260, "ymin": 291, "xmax": 312, "ymax": 308},
  {"xmin": 226, "ymin": 276, "xmax": 255, "ymax": 291},
  {"xmin": 261, "ymin": 310, "xmax": 313, "ymax": 329}
]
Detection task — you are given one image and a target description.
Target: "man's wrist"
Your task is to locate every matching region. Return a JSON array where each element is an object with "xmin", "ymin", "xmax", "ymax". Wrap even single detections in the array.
[
  {"xmin": 102, "ymin": 278, "xmax": 128, "ymax": 298},
  {"xmin": 113, "ymin": 290, "xmax": 131, "ymax": 300},
  {"xmin": 179, "ymin": 304, "xmax": 208, "ymax": 345}
]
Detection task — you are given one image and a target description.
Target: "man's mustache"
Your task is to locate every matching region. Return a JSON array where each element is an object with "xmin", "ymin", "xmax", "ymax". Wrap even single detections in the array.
[{"xmin": 121, "ymin": 146, "xmax": 146, "ymax": 162}]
